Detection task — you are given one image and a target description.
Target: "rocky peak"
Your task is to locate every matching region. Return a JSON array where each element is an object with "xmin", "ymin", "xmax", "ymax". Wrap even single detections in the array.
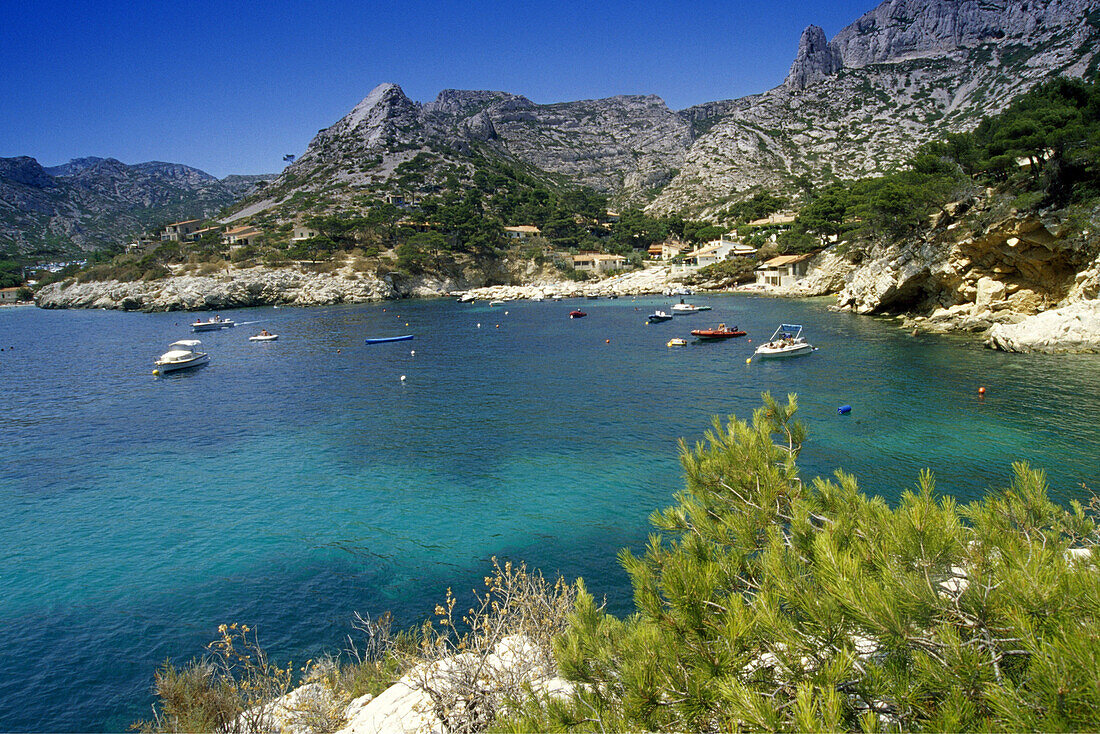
[
  {"xmin": 342, "ymin": 83, "xmax": 420, "ymax": 132},
  {"xmin": 784, "ymin": 25, "xmax": 842, "ymax": 90},
  {"xmin": 0, "ymin": 156, "xmax": 57, "ymax": 188},
  {"xmin": 830, "ymin": 0, "xmax": 1097, "ymax": 69},
  {"xmin": 424, "ymin": 89, "xmax": 533, "ymax": 116}
]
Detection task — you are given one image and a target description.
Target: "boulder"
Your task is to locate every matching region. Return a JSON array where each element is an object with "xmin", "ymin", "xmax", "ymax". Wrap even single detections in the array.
[{"xmin": 987, "ymin": 299, "xmax": 1100, "ymax": 353}]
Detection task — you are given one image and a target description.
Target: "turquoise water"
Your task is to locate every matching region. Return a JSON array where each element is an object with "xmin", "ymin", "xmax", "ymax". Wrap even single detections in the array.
[{"xmin": 1, "ymin": 296, "xmax": 1098, "ymax": 731}]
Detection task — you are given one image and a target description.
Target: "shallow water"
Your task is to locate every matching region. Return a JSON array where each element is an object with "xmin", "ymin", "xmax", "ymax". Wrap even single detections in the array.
[{"xmin": 0, "ymin": 296, "xmax": 1097, "ymax": 731}]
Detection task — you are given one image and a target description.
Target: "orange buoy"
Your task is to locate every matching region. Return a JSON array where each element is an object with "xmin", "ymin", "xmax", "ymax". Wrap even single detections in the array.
[
  {"xmin": 979, "ymin": 386, "xmax": 986, "ymax": 395},
  {"xmin": 605, "ymin": 339, "xmax": 610, "ymax": 343}
]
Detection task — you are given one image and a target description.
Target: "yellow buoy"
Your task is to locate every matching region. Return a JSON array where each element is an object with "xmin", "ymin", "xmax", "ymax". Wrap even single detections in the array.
[
  {"xmin": 152, "ymin": 369, "xmax": 160, "ymax": 375},
  {"xmin": 745, "ymin": 358, "xmax": 752, "ymax": 364}
]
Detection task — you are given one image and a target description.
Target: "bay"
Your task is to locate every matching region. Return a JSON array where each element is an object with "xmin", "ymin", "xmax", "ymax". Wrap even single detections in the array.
[{"xmin": 0, "ymin": 295, "xmax": 1097, "ymax": 731}]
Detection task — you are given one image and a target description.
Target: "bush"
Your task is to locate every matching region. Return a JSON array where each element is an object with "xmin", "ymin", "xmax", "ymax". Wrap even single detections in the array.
[{"xmin": 509, "ymin": 394, "xmax": 1100, "ymax": 733}]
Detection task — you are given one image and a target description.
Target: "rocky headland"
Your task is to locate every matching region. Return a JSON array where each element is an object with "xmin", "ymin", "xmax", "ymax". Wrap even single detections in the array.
[{"xmin": 779, "ymin": 198, "xmax": 1100, "ymax": 353}]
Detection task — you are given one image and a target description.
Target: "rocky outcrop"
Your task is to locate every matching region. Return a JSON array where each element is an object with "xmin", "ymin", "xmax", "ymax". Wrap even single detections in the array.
[
  {"xmin": 35, "ymin": 265, "xmax": 398, "ymax": 311},
  {"xmin": 987, "ymin": 299, "xmax": 1100, "ymax": 353},
  {"xmin": 784, "ymin": 26, "xmax": 842, "ymax": 90}
]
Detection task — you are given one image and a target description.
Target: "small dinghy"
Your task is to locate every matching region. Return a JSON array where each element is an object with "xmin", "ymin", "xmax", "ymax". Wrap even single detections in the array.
[
  {"xmin": 667, "ymin": 338, "xmax": 688, "ymax": 347},
  {"xmin": 365, "ymin": 334, "xmax": 414, "ymax": 344},
  {"xmin": 249, "ymin": 331, "xmax": 278, "ymax": 342},
  {"xmin": 647, "ymin": 310, "xmax": 673, "ymax": 323},
  {"xmin": 569, "ymin": 310, "xmax": 587, "ymax": 319}
]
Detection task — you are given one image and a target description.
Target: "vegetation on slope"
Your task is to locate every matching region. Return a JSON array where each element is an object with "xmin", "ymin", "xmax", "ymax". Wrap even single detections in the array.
[{"xmin": 779, "ymin": 77, "xmax": 1100, "ymax": 254}]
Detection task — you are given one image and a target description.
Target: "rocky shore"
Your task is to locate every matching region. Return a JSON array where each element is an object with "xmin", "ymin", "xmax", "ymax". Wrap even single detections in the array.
[
  {"xmin": 775, "ymin": 204, "xmax": 1100, "ymax": 354},
  {"xmin": 33, "ymin": 262, "xmax": 687, "ymax": 312},
  {"xmin": 32, "ymin": 216, "xmax": 1100, "ymax": 353}
]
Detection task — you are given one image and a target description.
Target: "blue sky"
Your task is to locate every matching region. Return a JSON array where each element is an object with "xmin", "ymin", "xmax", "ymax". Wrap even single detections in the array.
[{"xmin": 1, "ymin": 0, "xmax": 879, "ymax": 178}]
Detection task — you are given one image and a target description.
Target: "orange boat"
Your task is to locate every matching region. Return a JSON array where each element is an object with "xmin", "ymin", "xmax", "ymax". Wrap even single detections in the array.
[{"xmin": 690, "ymin": 323, "xmax": 746, "ymax": 340}]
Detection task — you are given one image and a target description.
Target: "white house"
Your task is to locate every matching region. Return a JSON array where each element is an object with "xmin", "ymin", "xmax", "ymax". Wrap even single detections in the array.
[
  {"xmin": 161, "ymin": 219, "xmax": 202, "ymax": 241},
  {"xmin": 755, "ymin": 254, "xmax": 812, "ymax": 287},
  {"xmin": 572, "ymin": 253, "xmax": 626, "ymax": 274},
  {"xmin": 503, "ymin": 225, "xmax": 541, "ymax": 240},
  {"xmin": 291, "ymin": 223, "xmax": 320, "ymax": 242},
  {"xmin": 223, "ymin": 226, "xmax": 262, "ymax": 248}
]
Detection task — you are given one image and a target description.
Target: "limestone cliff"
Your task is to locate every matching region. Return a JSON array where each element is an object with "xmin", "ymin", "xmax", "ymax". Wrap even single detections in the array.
[{"xmin": 650, "ymin": 0, "xmax": 1100, "ymax": 215}]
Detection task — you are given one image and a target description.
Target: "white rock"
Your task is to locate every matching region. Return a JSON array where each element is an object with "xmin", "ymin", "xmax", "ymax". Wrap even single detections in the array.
[{"xmin": 987, "ymin": 299, "xmax": 1100, "ymax": 353}]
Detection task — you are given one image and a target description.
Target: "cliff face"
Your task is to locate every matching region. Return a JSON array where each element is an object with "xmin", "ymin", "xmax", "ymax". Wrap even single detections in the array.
[
  {"xmin": 649, "ymin": 0, "xmax": 1100, "ymax": 214},
  {"xmin": 0, "ymin": 156, "xmax": 272, "ymax": 255}
]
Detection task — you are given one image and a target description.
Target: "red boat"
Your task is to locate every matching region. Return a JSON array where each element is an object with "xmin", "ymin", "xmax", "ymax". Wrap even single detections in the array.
[
  {"xmin": 690, "ymin": 323, "xmax": 746, "ymax": 340},
  {"xmin": 569, "ymin": 310, "xmax": 587, "ymax": 318}
]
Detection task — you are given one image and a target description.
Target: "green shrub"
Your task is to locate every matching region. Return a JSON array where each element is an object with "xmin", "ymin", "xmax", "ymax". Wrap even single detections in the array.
[{"xmin": 506, "ymin": 394, "xmax": 1100, "ymax": 733}]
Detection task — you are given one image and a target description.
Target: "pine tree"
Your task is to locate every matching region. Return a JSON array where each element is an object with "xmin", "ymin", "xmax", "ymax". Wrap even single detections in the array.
[{"xmin": 498, "ymin": 394, "xmax": 1100, "ymax": 733}]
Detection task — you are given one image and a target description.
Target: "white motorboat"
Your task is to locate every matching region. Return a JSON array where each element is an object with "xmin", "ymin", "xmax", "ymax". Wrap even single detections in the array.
[
  {"xmin": 753, "ymin": 324, "xmax": 815, "ymax": 359},
  {"xmin": 249, "ymin": 332, "xmax": 278, "ymax": 342},
  {"xmin": 154, "ymin": 340, "xmax": 209, "ymax": 374},
  {"xmin": 670, "ymin": 302, "xmax": 711, "ymax": 313},
  {"xmin": 191, "ymin": 315, "xmax": 235, "ymax": 332}
]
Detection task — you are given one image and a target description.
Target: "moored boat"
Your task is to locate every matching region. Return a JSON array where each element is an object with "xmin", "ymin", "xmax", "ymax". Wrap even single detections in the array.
[
  {"xmin": 670, "ymin": 302, "xmax": 711, "ymax": 313},
  {"xmin": 569, "ymin": 310, "xmax": 587, "ymax": 319},
  {"xmin": 191, "ymin": 315, "xmax": 235, "ymax": 332},
  {"xmin": 365, "ymin": 334, "xmax": 414, "ymax": 344},
  {"xmin": 153, "ymin": 339, "xmax": 209, "ymax": 374},
  {"xmin": 667, "ymin": 338, "xmax": 688, "ymax": 347},
  {"xmin": 753, "ymin": 324, "xmax": 815, "ymax": 359},
  {"xmin": 249, "ymin": 330, "xmax": 278, "ymax": 342},
  {"xmin": 647, "ymin": 310, "xmax": 673, "ymax": 323},
  {"xmin": 691, "ymin": 323, "xmax": 746, "ymax": 340}
]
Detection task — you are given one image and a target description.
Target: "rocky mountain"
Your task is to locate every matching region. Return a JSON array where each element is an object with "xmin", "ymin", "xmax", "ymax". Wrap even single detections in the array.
[
  {"xmin": 232, "ymin": 82, "xmax": 694, "ymax": 221},
  {"xmin": 650, "ymin": 0, "xmax": 1100, "ymax": 214},
  {"xmin": 233, "ymin": 0, "xmax": 1100, "ymax": 224},
  {"xmin": 0, "ymin": 156, "xmax": 273, "ymax": 256}
]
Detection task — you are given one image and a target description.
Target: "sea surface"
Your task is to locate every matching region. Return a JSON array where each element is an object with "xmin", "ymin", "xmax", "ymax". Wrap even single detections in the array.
[{"xmin": 1, "ymin": 295, "xmax": 1098, "ymax": 731}]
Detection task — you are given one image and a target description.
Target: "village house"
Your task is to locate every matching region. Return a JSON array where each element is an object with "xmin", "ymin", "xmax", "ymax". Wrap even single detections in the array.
[
  {"xmin": 291, "ymin": 223, "xmax": 320, "ymax": 242},
  {"xmin": 124, "ymin": 235, "xmax": 157, "ymax": 254},
  {"xmin": 686, "ymin": 236, "xmax": 758, "ymax": 267},
  {"xmin": 755, "ymin": 254, "xmax": 813, "ymax": 287},
  {"xmin": 161, "ymin": 219, "xmax": 202, "ymax": 241},
  {"xmin": 0, "ymin": 287, "xmax": 23, "ymax": 304},
  {"xmin": 223, "ymin": 225, "xmax": 262, "ymax": 248},
  {"xmin": 572, "ymin": 252, "xmax": 626, "ymax": 274},
  {"xmin": 184, "ymin": 226, "xmax": 222, "ymax": 243},
  {"xmin": 503, "ymin": 225, "xmax": 541, "ymax": 240}
]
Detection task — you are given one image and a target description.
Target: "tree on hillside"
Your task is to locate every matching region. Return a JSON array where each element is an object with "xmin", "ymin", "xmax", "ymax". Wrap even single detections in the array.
[{"xmin": 500, "ymin": 395, "xmax": 1100, "ymax": 733}]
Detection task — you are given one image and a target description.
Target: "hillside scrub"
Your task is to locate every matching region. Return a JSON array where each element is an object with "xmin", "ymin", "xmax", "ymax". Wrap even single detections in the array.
[
  {"xmin": 497, "ymin": 394, "xmax": 1100, "ymax": 733},
  {"xmin": 781, "ymin": 77, "xmax": 1100, "ymax": 255}
]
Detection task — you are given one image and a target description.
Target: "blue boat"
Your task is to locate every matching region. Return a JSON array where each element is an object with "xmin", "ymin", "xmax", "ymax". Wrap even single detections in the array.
[{"xmin": 365, "ymin": 334, "xmax": 414, "ymax": 344}]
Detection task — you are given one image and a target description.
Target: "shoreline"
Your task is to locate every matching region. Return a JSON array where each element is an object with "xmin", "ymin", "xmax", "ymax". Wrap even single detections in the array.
[{"xmin": 30, "ymin": 259, "xmax": 1100, "ymax": 354}]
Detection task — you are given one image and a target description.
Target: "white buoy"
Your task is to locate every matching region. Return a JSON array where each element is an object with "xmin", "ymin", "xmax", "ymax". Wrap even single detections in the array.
[
  {"xmin": 477, "ymin": 323, "xmax": 481, "ymax": 328},
  {"xmin": 410, "ymin": 350, "xmax": 416, "ymax": 356},
  {"xmin": 400, "ymin": 375, "xmax": 406, "ymax": 381}
]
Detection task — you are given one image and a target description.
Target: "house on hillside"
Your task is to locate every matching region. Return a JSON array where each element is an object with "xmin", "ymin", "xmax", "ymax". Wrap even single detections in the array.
[
  {"xmin": 223, "ymin": 226, "xmax": 262, "ymax": 248},
  {"xmin": 687, "ymin": 237, "xmax": 757, "ymax": 267},
  {"xmin": 0, "ymin": 287, "xmax": 23, "ymax": 304},
  {"xmin": 503, "ymin": 225, "xmax": 541, "ymax": 240},
  {"xmin": 185, "ymin": 226, "xmax": 222, "ymax": 243},
  {"xmin": 161, "ymin": 219, "xmax": 202, "ymax": 241},
  {"xmin": 291, "ymin": 223, "xmax": 320, "ymax": 242},
  {"xmin": 125, "ymin": 235, "xmax": 157, "ymax": 254},
  {"xmin": 572, "ymin": 253, "xmax": 626, "ymax": 274},
  {"xmin": 754, "ymin": 254, "xmax": 812, "ymax": 287}
]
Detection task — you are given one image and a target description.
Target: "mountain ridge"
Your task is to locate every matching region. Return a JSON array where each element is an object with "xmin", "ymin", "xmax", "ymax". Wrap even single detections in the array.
[
  {"xmin": 234, "ymin": 0, "xmax": 1100, "ymax": 222},
  {"xmin": 0, "ymin": 156, "xmax": 274, "ymax": 256}
]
